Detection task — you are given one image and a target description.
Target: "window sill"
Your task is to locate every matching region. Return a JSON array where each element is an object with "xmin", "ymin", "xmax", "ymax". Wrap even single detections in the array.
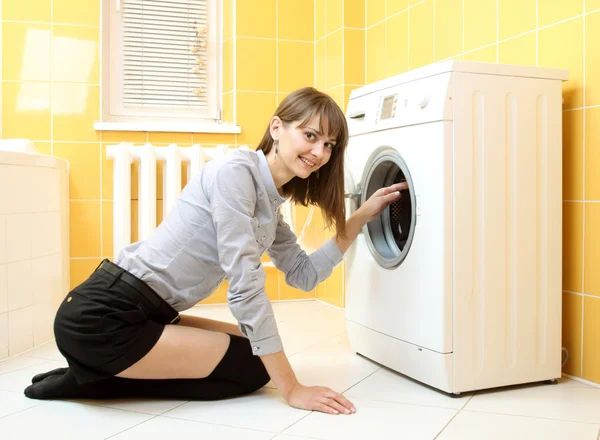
[{"xmin": 94, "ymin": 121, "xmax": 241, "ymax": 134}]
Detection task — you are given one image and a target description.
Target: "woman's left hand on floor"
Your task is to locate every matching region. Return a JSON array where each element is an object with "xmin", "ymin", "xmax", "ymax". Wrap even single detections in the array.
[{"xmin": 287, "ymin": 384, "xmax": 356, "ymax": 415}]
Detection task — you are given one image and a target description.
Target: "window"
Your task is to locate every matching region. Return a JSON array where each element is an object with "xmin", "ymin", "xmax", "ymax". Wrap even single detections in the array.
[{"xmin": 97, "ymin": 0, "xmax": 230, "ymax": 131}]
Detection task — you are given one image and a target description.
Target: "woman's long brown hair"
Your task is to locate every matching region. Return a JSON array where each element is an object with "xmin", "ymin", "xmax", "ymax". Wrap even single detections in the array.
[{"xmin": 256, "ymin": 87, "xmax": 349, "ymax": 238}]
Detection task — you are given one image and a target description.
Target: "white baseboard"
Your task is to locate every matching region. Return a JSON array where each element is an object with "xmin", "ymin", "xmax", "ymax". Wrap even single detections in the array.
[{"xmin": 562, "ymin": 373, "xmax": 600, "ymax": 388}]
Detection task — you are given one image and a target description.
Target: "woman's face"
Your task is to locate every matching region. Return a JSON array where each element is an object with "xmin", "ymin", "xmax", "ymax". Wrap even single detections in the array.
[{"xmin": 272, "ymin": 114, "xmax": 337, "ymax": 180}]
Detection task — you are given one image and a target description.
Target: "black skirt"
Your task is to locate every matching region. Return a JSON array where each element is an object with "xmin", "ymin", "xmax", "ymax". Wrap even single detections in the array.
[{"xmin": 54, "ymin": 259, "xmax": 181, "ymax": 384}]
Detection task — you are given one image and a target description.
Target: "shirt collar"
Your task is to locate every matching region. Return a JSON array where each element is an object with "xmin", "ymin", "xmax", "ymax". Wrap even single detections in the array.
[{"xmin": 257, "ymin": 149, "xmax": 286, "ymax": 209}]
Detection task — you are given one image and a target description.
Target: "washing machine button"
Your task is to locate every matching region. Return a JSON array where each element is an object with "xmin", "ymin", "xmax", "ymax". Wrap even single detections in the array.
[{"xmin": 416, "ymin": 94, "xmax": 430, "ymax": 108}]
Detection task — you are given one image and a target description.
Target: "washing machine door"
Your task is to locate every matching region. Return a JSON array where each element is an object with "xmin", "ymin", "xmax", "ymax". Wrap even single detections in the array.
[
  {"xmin": 344, "ymin": 122, "xmax": 453, "ymax": 354},
  {"xmin": 359, "ymin": 147, "xmax": 417, "ymax": 269}
]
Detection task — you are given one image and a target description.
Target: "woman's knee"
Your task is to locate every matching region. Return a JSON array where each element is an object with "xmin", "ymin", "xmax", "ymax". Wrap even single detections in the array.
[
  {"xmin": 252, "ymin": 366, "xmax": 271, "ymax": 390},
  {"xmin": 236, "ymin": 357, "xmax": 270, "ymax": 394},
  {"xmin": 245, "ymin": 354, "xmax": 270, "ymax": 388},
  {"xmin": 224, "ymin": 334, "xmax": 271, "ymax": 389}
]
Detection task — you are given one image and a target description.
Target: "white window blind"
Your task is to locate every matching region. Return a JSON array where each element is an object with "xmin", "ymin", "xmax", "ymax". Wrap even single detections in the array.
[{"xmin": 104, "ymin": 0, "xmax": 220, "ymax": 123}]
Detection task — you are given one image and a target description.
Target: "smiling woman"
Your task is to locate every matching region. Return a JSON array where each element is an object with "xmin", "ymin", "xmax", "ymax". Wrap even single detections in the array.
[
  {"xmin": 256, "ymin": 87, "xmax": 349, "ymax": 239},
  {"xmin": 24, "ymin": 86, "xmax": 404, "ymax": 417}
]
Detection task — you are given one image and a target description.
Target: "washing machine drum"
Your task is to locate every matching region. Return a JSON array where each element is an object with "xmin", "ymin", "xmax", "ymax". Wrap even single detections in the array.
[
  {"xmin": 390, "ymin": 183, "xmax": 412, "ymax": 249},
  {"xmin": 360, "ymin": 147, "xmax": 416, "ymax": 269}
]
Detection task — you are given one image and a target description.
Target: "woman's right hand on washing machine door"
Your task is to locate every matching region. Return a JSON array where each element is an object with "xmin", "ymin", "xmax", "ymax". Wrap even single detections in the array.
[
  {"xmin": 287, "ymin": 383, "xmax": 356, "ymax": 415},
  {"xmin": 358, "ymin": 182, "xmax": 408, "ymax": 223},
  {"xmin": 334, "ymin": 182, "xmax": 408, "ymax": 253}
]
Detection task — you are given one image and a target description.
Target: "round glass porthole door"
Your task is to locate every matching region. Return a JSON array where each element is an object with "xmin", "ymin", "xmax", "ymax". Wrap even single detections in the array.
[{"xmin": 360, "ymin": 147, "xmax": 416, "ymax": 269}]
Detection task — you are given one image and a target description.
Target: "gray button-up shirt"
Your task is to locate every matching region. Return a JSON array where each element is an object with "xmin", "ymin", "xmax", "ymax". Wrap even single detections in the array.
[{"xmin": 115, "ymin": 149, "xmax": 344, "ymax": 355}]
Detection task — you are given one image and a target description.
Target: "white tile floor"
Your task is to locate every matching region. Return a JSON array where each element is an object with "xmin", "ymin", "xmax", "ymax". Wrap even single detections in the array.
[{"xmin": 1, "ymin": 300, "xmax": 599, "ymax": 440}]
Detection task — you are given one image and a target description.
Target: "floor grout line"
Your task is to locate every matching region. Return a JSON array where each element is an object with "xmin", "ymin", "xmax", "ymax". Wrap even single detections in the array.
[
  {"xmin": 0, "ymin": 401, "xmax": 50, "ymax": 421},
  {"xmin": 457, "ymin": 408, "xmax": 600, "ymax": 426},
  {"xmin": 160, "ymin": 413, "xmax": 279, "ymax": 434},
  {"xmin": 340, "ymin": 365, "xmax": 382, "ymax": 395},
  {"xmin": 16, "ymin": 355, "xmax": 63, "ymax": 362},
  {"xmin": 68, "ymin": 400, "xmax": 167, "ymax": 417},
  {"xmin": 274, "ymin": 410, "xmax": 316, "ymax": 438},
  {"xmin": 0, "ymin": 358, "xmax": 62, "ymax": 377},
  {"xmin": 157, "ymin": 400, "xmax": 190, "ymax": 415},
  {"xmin": 432, "ymin": 394, "xmax": 475, "ymax": 439},
  {"xmin": 102, "ymin": 414, "xmax": 162, "ymax": 440},
  {"xmin": 343, "ymin": 393, "xmax": 471, "ymax": 412}
]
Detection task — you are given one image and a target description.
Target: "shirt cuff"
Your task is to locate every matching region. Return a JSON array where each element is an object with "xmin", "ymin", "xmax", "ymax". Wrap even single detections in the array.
[
  {"xmin": 309, "ymin": 238, "xmax": 344, "ymax": 280},
  {"xmin": 321, "ymin": 238, "xmax": 344, "ymax": 265},
  {"xmin": 249, "ymin": 333, "xmax": 284, "ymax": 356}
]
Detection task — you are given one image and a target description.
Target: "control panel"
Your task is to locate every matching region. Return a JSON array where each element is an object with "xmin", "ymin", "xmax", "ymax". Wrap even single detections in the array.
[{"xmin": 346, "ymin": 72, "xmax": 453, "ymax": 137}]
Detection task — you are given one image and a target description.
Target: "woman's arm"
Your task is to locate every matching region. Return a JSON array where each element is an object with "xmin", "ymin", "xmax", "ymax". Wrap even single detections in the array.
[
  {"xmin": 266, "ymin": 216, "xmax": 344, "ymax": 292},
  {"xmin": 267, "ymin": 182, "xmax": 408, "ymax": 289},
  {"xmin": 210, "ymin": 163, "xmax": 284, "ymax": 356},
  {"xmin": 331, "ymin": 210, "xmax": 366, "ymax": 254}
]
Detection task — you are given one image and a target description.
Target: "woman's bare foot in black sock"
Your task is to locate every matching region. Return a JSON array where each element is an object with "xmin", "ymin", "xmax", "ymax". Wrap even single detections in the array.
[
  {"xmin": 25, "ymin": 370, "xmax": 131, "ymax": 400},
  {"xmin": 31, "ymin": 367, "xmax": 69, "ymax": 383},
  {"xmin": 24, "ymin": 370, "xmax": 82, "ymax": 399}
]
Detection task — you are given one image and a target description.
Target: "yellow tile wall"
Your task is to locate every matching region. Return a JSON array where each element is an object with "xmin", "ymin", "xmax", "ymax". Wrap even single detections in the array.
[
  {"xmin": 0, "ymin": 0, "xmax": 320, "ymax": 306},
  {"xmin": 312, "ymin": 0, "xmax": 365, "ymax": 308},
  {"xmin": 8, "ymin": 1, "xmax": 596, "ymax": 377}
]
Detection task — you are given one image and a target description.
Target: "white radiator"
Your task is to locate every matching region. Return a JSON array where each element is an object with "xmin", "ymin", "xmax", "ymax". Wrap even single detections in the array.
[{"xmin": 106, "ymin": 143, "xmax": 294, "ymax": 262}]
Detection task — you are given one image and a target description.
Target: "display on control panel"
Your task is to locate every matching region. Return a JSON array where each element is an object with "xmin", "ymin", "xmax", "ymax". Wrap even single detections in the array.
[{"xmin": 380, "ymin": 94, "xmax": 397, "ymax": 120}]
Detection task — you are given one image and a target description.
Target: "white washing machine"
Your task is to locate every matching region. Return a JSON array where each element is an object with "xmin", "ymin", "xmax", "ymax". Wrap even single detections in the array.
[{"xmin": 343, "ymin": 61, "xmax": 569, "ymax": 395}]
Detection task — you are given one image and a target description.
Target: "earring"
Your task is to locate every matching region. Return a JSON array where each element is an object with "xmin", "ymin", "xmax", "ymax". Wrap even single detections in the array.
[{"xmin": 273, "ymin": 140, "xmax": 278, "ymax": 161}]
